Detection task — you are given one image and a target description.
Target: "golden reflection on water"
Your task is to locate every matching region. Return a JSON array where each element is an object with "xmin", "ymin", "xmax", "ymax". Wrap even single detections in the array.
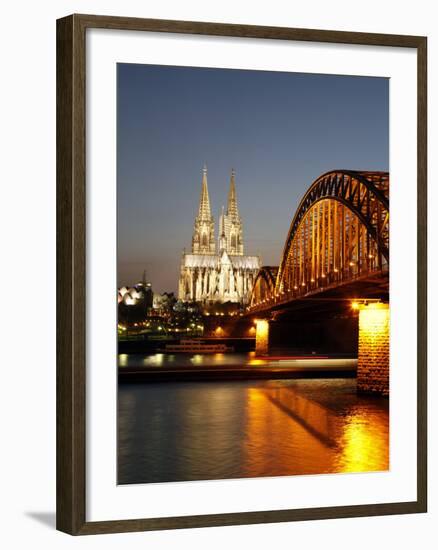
[
  {"xmin": 335, "ymin": 408, "xmax": 389, "ymax": 472},
  {"xmin": 247, "ymin": 358, "xmax": 266, "ymax": 366},
  {"xmin": 118, "ymin": 379, "xmax": 389, "ymax": 484},
  {"xmin": 243, "ymin": 387, "xmax": 336, "ymax": 476},
  {"xmin": 243, "ymin": 385, "xmax": 388, "ymax": 476}
]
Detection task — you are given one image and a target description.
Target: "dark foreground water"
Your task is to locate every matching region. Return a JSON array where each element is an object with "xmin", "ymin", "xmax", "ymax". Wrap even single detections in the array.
[{"xmin": 118, "ymin": 378, "xmax": 389, "ymax": 484}]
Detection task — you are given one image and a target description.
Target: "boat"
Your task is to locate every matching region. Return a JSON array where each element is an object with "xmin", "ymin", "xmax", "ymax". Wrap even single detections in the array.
[{"xmin": 159, "ymin": 339, "xmax": 234, "ymax": 353}]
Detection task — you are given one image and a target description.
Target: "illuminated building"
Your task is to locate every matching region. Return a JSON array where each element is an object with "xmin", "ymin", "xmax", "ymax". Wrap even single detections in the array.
[
  {"xmin": 178, "ymin": 166, "xmax": 260, "ymax": 304},
  {"xmin": 117, "ymin": 271, "xmax": 153, "ymax": 308}
]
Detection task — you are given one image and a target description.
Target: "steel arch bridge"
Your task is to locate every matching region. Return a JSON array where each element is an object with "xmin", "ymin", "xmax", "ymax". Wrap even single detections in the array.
[
  {"xmin": 249, "ymin": 170, "xmax": 389, "ymax": 312},
  {"xmin": 250, "ymin": 266, "xmax": 278, "ymax": 306}
]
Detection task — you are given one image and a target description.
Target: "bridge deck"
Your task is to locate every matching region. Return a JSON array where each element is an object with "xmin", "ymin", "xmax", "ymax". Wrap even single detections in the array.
[{"xmin": 247, "ymin": 270, "xmax": 389, "ymax": 318}]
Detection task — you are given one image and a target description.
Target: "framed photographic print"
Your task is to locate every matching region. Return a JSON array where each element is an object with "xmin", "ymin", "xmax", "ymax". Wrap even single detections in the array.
[{"xmin": 56, "ymin": 14, "xmax": 427, "ymax": 535}]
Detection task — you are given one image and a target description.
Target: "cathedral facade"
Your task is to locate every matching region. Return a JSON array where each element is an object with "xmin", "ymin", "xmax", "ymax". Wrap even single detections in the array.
[{"xmin": 178, "ymin": 167, "xmax": 261, "ymax": 304}]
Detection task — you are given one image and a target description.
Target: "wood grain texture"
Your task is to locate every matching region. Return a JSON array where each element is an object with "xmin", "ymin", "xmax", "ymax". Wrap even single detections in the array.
[
  {"xmin": 56, "ymin": 14, "xmax": 86, "ymax": 535},
  {"xmin": 56, "ymin": 13, "xmax": 427, "ymax": 535},
  {"xmin": 416, "ymin": 37, "xmax": 428, "ymax": 514},
  {"xmin": 74, "ymin": 13, "xmax": 425, "ymax": 47}
]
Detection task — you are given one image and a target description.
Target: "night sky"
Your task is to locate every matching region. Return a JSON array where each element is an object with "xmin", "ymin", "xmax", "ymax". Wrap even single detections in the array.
[{"xmin": 117, "ymin": 64, "xmax": 388, "ymax": 293}]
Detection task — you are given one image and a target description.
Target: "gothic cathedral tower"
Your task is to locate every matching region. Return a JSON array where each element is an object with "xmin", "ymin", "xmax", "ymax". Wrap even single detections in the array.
[
  {"xmin": 178, "ymin": 166, "xmax": 260, "ymax": 304},
  {"xmin": 219, "ymin": 169, "xmax": 244, "ymax": 255},
  {"xmin": 192, "ymin": 165, "xmax": 216, "ymax": 254}
]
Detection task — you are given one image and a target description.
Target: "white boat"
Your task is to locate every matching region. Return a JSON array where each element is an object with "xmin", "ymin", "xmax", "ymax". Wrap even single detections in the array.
[{"xmin": 160, "ymin": 339, "xmax": 234, "ymax": 353}]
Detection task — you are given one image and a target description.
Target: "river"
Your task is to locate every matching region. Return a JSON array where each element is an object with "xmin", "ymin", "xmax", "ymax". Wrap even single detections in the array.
[{"xmin": 118, "ymin": 375, "xmax": 389, "ymax": 484}]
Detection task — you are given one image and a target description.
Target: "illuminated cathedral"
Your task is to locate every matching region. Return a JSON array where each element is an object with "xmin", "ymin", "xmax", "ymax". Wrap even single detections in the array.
[{"xmin": 178, "ymin": 166, "xmax": 261, "ymax": 304}]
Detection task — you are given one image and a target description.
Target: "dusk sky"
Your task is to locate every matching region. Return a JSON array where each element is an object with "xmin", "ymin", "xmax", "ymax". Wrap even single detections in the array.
[{"xmin": 117, "ymin": 64, "xmax": 388, "ymax": 293}]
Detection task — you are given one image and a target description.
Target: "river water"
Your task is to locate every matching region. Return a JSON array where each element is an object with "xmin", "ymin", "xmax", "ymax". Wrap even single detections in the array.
[{"xmin": 118, "ymin": 375, "xmax": 389, "ymax": 484}]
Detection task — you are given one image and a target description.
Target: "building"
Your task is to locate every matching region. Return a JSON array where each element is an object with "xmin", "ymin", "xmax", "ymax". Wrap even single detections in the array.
[
  {"xmin": 118, "ymin": 271, "xmax": 153, "ymax": 307},
  {"xmin": 117, "ymin": 271, "xmax": 154, "ymax": 322},
  {"xmin": 178, "ymin": 166, "xmax": 261, "ymax": 304},
  {"xmin": 152, "ymin": 291, "xmax": 176, "ymax": 316}
]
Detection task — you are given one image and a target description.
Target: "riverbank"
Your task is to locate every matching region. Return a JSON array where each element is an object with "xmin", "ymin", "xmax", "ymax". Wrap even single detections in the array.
[
  {"xmin": 118, "ymin": 336, "xmax": 256, "ymax": 354},
  {"xmin": 118, "ymin": 357, "xmax": 357, "ymax": 383}
]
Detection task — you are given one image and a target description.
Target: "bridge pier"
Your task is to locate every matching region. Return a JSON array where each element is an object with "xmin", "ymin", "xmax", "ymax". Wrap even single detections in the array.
[
  {"xmin": 253, "ymin": 304, "xmax": 389, "ymax": 397},
  {"xmin": 255, "ymin": 319, "xmax": 270, "ymax": 355},
  {"xmin": 357, "ymin": 302, "xmax": 390, "ymax": 396}
]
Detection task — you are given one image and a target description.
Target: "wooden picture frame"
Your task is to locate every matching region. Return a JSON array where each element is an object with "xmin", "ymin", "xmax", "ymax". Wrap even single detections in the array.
[{"xmin": 56, "ymin": 13, "xmax": 427, "ymax": 535}]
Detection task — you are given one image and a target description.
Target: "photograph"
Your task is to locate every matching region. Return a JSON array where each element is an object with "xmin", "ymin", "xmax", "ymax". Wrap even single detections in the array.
[
  {"xmin": 1, "ymin": 0, "xmax": 431, "ymax": 543},
  {"xmin": 116, "ymin": 63, "xmax": 390, "ymax": 485}
]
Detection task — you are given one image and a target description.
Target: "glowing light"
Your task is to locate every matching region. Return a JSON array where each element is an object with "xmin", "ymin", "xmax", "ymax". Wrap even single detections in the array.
[
  {"xmin": 255, "ymin": 319, "xmax": 269, "ymax": 356},
  {"xmin": 151, "ymin": 353, "xmax": 163, "ymax": 366},
  {"xmin": 337, "ymin": 413, "xmax": 389, "ymax": 473},
  {"xmin": 359, "ymin": 301, "xmax": 389, "ymax": 316},
  {"xmin": 124, "ymin": 295, "xmax": 136, "ymax": 305},
  {"xmin": 357, "ymin": 302, "xmax": 390, "ymax": 395},
  {"xmin": 352, "ymin": 300, "xmax": 384, "ymax": 312},
  {"xmin": 248, "ymin": 358, "xmax": 265, "ymax": 366}
]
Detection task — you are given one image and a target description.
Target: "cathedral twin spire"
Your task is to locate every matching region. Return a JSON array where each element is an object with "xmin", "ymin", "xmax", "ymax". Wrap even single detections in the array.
[
  {"xmin": 197, "ymin": 165, "xmax": 212, "ymax": 221},
  {"xmin": 192, "ymin": 165, "xmax": 244, "ymax": 256},
  {"xmin": 179, "ymin": 166, "xmax": 260, "ymax": 304},
  {"xmin": 227, "ymin": 168, "xmax": 240, "ymax": 221},
  {"xmin": 192, "ymin": 165, "xmax": 215, "ymax": 255}
]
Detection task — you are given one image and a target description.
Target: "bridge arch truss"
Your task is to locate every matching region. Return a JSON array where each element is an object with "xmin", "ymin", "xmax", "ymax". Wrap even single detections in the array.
[
  {"xmin": 250, "ymin": 170, "xmax": 389, "ymax": 310},
  {"xmin": 250, "ymin": 266, "xmax": 278, "ymax": 308}
]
